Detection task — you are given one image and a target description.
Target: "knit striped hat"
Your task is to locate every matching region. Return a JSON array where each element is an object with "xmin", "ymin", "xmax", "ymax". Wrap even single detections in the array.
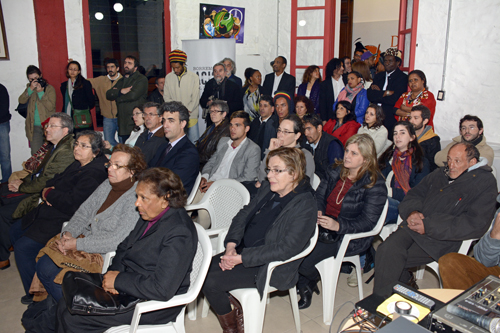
[
  {"xmin": 169, "ymin": 49, "xmax": 187, "ymax": 63},
  {"xmin": 273, "ymin": 92, "xmax": 294, "ymax": 112}
]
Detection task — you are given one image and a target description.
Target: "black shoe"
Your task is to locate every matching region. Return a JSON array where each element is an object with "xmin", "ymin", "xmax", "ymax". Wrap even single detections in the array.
[
  {"xmin": 406, "ymin": 272, "xmax": 419, "ymax": 290},
  {"xmin": 298, "ymin": 286, "xmax": 313, "ymax": 309},
  {"xmin": 21, "ymin": 294, "xmax": 33, "ymax": 305}
]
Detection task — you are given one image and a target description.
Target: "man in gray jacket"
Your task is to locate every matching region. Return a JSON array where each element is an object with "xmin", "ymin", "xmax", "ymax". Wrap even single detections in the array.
[{"xmin": 194, "ymin": 111, "xmax": 260, "ymax": 228}]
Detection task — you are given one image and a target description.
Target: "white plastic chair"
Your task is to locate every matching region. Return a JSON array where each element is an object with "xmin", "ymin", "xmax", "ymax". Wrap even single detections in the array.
[
  {"xmin": 184, "ymin": 179, "xmax": 250, "ymax": 319},
  {"xmin": 312, "ymin": 173, "xmax": 321, "ymax": 190},
  {"xmin": 228, "ymin": 226, "xmax": 319, "ymax": 333},
  {"xmin": 378, "ymin": 171, "xmax": 401, "ymax": 241},
  {"xmin": 101, "ymin": 251, "xmax": 116, "ymax": 274},
  {"xmin": 315, "ymin": 200, "xmax": 389, "ymax": 325},
  {"xmin": 186, "ymin": 173, "xmax": 202, "ymax": 205},
  {"xmin": 491, "ymin": 165, "xmax": 497, "ymax": 180},
  {"xmin": 105, "ymin": 223, "xmax": 212, "ymax": 333}
]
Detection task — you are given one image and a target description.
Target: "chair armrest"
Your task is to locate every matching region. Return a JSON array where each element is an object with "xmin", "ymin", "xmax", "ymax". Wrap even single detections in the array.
[{"xmin": 184, "ymin": 203, "xmax": 205, "ymax": 212}]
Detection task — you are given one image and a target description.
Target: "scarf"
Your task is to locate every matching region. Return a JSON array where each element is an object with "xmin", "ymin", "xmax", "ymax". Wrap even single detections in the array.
[
  {"xmin": 392, "ymin": 147, "xmax": 413, "ymax": 194},
  {"xmin": 337, "ymin": 82, "xmax": 364, "ymax": 103},
  {"xmin": 463, "ymin": 133, "xmax": 483, "ymax": 147}
]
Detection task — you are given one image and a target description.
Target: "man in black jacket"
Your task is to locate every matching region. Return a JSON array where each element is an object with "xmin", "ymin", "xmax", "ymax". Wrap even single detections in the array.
[
  {"xmin": 0, "ymin": 83, "xmax": 11, "ymax": 183},
  {"xmin": 134, "ymin": 102, "xmax": 167, "ymax": 163},
  {"xmin": 248, "ymin": 95, "xmax": 279, "ymax": 159},
  {"xmin": 147, "ymin": 76, "xmax": 165, "ymax": 104},
  {"xmin": 409, "ymin": 105, "xmax": 440, "ymax": 171},
  {"xmin": 367, "ymin": 48, "xmax": 408, "ymax": 139},
  {"xmin": 261, "ymin": 56, "xmax": 296, "ymax": 98},
  {"xmin": 319, "ymin": 58, "xmax": 345, "ymax": 123}
]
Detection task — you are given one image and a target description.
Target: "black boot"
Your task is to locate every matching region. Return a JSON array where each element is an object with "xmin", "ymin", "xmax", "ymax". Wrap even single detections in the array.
[{"xmin": 298, "ymin": 285, "xmax": 313, "ymax": 309}]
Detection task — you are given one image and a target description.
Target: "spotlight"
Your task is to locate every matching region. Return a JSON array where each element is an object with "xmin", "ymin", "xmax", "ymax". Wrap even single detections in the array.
[
  {"xmin": 113, "ymin": 3, "xmax": 124, "ymax": 12},
  {"xmin": 95, "ymin": 12, "xmax": 104, "ymax": 20}
]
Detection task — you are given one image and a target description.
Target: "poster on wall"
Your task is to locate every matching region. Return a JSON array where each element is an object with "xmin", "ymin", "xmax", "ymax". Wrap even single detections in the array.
[
  {"xmin": 199, "ymin": 3, "xmax": 245, "ymax": 44},
  {"xmin": 0, "ymin": 1, "xmax": 9, "ymax": 60}
]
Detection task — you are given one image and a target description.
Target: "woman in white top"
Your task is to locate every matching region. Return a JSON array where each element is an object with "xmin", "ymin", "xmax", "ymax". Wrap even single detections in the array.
[
  {"xmin": 124, "ymin": 106, "xmax": 145, "ymax": 147},
  {"xmin": 357, "ymin": 104, "xmax": 391, "ymax": 157}
]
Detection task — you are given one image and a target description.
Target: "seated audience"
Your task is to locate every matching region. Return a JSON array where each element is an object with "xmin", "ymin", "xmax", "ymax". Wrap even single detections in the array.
[
  {"xmin": 323, "ymin": 101, "xmax": 361, "ymax": 146},
  {"xmin": 197, "ymin": 100, "xmax": 230, "ymax": 170},
  {"xmin": 378, "ymin": 121, "xmax": 430, "ymax": 224},
  {"xmin": 373, "ymin": 143, "xmax": 498, "ymax": 296},
  {"xmin": 248, "ymin": 95, "xmax": 279, "ymax": 159},
  {"xmin": 261, "ymin": 56, "xmax": 296, "ymax": 98},
  {"xmin": 33, "ymin": 144, "xmax": 146, "ymax": 304},
  {"xmin": 10, "ymin": 130, "xmax": 108, "ymax": 304},
  {"xmin": 274, "ymin": 92, "xmax": 293, "ymax": 124},
  {"xmin": 435, "ymin": 115, "xmax": 494, "ymax": 167},
  {"xmin": 194, "ymin": 111, "xmax": 261, "ymax": 228},
  {"xmin": 147, "ymin": 76, "xmax": 165, "ymax": 104},
  {"xmin": 297, "ymin": 65, "xmax": 321, "ymax": 113},
  {"xmin": 302, "ymin": 114, "xmax": 344, "ymax": 180},
  {"xmin": 150, "ymin": 101, "xmax": 200, "ymax": 194},
  {"xmin": 202, "ymin": 147, "xmax": 316, "ymax": 332},
  {"xmin": 319, "ymin": 58, "xmax": 345, "ymax": 122},
  {"xmin": 352, "ymin": 61, "xmax": 373, "ymax": 89},
  {"xmin": 297, "ymin": 134, "xmax": 387, "ymax": 309},
  {"xmin": 394, "ymin": 70, "xmax": 436, "ymax": 126},
  {"xmin": 334, "ymin": 71, "xmax": 369, "ymax": 124},
  {"xmin": 124, "ymin": 106, "xmax": 145, "ymax": 147},
  {"xmin": 409, "ymin": 105, "xmax": 440, "ymax": 171},
  {"xmin": 57, "ymin": 167, "xmax": 198, "ymax": 332},
  {"xmin": 357, "ymin": 104, "xmax": 391, "ymax": 157},
  {"xmin": 134, "ymin": 102, "xmax": 167, "ymax": 163},
  {"xmin": 439, "ymin": 199, "xmax": 500, "ymax": 290},
  {"xmin": 222, "ymin": 57, "xmax": 243, "ymax": 88},
  {"xmin": 0, "ymin": 113, "xmax": 75, "ymax": 270},
  {"xmin": 294, "ymin": 95, "xmax": 314, "ymax": 120},
  {"xmin": 242, "ymin": 68, "xmax": 262, "ymax": 120}
]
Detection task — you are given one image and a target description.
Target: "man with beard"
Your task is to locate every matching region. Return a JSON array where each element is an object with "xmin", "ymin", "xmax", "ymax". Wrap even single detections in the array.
[
  {"xmin": 200, "ymin": 62, "xmax": 243, "ymax": 126},
  {"xmin": 434, "ymin": 115, "xmax": 494, "ymax": 167},
  {"xmin": 261, "ymin": 56, "xmax": 296, "ymax": 98},
  {"xmin": 409, "ymin": 105, "xmax": 441, "ymax": 171},
  {"xmin": 107, "ymin": 56, "xmax": 148, "ymax": 143},
  {"xmin": 88, "ymin": 59, "xmax": 121, "ymax": 147}
]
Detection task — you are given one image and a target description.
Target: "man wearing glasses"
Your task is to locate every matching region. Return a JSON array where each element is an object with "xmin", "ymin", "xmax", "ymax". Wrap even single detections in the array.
[
  {"xmin": 0, "ymin": 113, "xmax": 75, "ymax": 270},
  {"xmin": 134, "ymin": 102, "xmax": 166, "ymax": 163},
  {"xmin": 434, "ymin": 115, "xmax": 494, "ymax": 167}
]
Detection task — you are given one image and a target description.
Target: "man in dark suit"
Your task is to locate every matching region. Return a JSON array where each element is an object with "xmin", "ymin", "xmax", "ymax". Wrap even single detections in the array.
[
  {"xmin": 134, "ymin": 102, "xmax": 167, "ymax": 163},
  {"xmin": 302, "ymin": 114, "xmax": 344, "ymax": 180},
  {"xmin": 261, "ymin": 56, "xmax": 296, "ymax": 98},
  {"xmin": 248, "ymin": 95, "xmax": 279, "ymax": 159},
  {"xmin": 149, "ymin": 101, "xmax": 199, "ymax": 194},
  {"xmin": 319, "ymin": 58, "xmax": 345, "ymax": 123},
  {"xmin": 367, "ymin": 48, "xmax": 408, "ymax": 139}
]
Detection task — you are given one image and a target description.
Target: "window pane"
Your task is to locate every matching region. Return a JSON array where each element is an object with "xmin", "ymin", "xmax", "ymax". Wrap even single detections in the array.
[
  {"xmin": 296, "ymin": 68, "xmax": 306, "ymax": 84},
  {"xmin": 297, "ymin": 39, "xmax": 323, "ymax": 66},
  {"xmin": 297, "ymin": 9, "xmax": 325, "ymax": 37},
  {"xmin": 298, "ymin": 0, "xmax": 325, "ymax": 7},
  {"xmin": 404, "ymin": 33, "xmax": 411, "ymax": 68},
  {"xmin": 406, "ymin": 0, "xmax": 413, "ymax": 29}
]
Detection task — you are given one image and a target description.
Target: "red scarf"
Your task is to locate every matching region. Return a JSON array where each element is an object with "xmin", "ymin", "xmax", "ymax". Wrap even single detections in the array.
[{"xmin": 392, "ymin": 147, "xmax": 413, "ymax": 194}]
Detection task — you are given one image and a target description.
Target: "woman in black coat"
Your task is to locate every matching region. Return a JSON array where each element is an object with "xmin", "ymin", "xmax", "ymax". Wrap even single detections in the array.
[
  {"xmin": 60, "ymin": 60, "xmax": 95, "ymax": 133},
  {"xmin": 57, "ymin": 167, "xmax": 198, "ymax": 333},
  {"xmin": 10, "ymin": 130, "xmax": 108, "ymax": 303},
  {"xmin": 297, "ymin": 134, "xmax": 387, "ymax": 309},
  {"xmin": 202, "ymin": 147, "xmax": 317, "ymax": 332}
]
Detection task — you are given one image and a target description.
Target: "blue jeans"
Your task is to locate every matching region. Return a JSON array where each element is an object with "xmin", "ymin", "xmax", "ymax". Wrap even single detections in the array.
[
  {"xmin": 385, "ymin": 197, "xmax": 401, "ymax": 225},
  {"xmin": 186, "ymin": 123, "xmax": 200, "ymax": 143},
  {"xmin": 103, "ymin": 117, "xmax": 119, "ymax": 147},
  {"xmin": 0, "ymin": 121, "xmax": 12, "ymax": 182},
  {"xmin": 36, "ymin": 255, "xmax": 64, "ymax": 301}
]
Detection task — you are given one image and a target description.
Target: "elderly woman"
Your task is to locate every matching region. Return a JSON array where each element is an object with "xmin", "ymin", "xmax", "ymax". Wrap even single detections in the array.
[
  {"xmin": 9, "ymin": 131, "xmax": 108, "ymax": 304},
  {"xmin": 297, "ymin": 134, "xmax": 387, "ymax": 309},
  {"xmin": 56, "ymin": 167, "xmax": 198, "ymax": 333},
  {"xmin": 34, "ymin": 144, "xmax": 147, "ymax": 302},
  {"xmin": 202, "ymin": 147, "xmax": 317, "ymax": 332}
]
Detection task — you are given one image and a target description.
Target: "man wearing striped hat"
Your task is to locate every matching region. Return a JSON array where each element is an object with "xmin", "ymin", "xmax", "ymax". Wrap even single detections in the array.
[{"xmin": 164, "ymin": 49, "xmax": 201, "ymax": 143}]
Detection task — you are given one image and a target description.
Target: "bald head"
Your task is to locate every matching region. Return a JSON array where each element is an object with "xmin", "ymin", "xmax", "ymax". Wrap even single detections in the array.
[{"xmin": 447, "ymin": 143, "xmax": 479, "ymax": 179}]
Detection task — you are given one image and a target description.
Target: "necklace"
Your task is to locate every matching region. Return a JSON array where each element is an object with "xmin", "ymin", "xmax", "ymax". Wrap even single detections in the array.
[
  {"xmin": 336, "ymin": 179, "xmax": 347, "ymax": 204},
  {"xmin": 407, "ymin": 90, "xmax": 423, "ymax": 104}
]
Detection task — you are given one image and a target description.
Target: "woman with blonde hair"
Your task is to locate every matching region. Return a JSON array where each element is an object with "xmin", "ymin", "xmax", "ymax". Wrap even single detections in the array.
[{"xmin": 297, "ymin": 134, "xmax": 387, "ymax": 309}]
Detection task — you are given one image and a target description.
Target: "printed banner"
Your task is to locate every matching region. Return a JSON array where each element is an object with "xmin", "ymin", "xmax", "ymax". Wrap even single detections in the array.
[{"xmin": 199, "ymin": 3, "xmax": 245, "ymax": 44}]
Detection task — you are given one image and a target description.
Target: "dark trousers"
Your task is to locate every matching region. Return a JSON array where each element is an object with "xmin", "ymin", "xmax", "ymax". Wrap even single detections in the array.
[
  {"xmin": 297, "ymin": 240, "xmax": 342, "ymax": 288},
  {"xmin": 439, "ymin": 253, "xmax": 500, "ymax": 290},
  {"xmin": 10, "ymin": 218, "xmax": 45, "ymax": 295},
  {"xmin": 37, "ymin": 254, "xmax": 64, "ymax": 301},
  {"xmin": 373, "ymin": 227, "xmax": 434, "ymax": 297},
  {"xmin": 0, "ymin": 186, "xmax": 27, "ymax": 261},
  {"xmin": 202, "ymin": 252, "xmax": 260, "ymax": 315}
]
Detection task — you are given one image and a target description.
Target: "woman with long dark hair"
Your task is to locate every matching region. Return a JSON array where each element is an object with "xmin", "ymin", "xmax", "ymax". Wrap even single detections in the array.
[
  {"xmin": 323, "ymin": 101, "xmax": 361, "ymax": 146},
  {"xmin": 297, "ymin": 65, "xmax": 321, "ymax": 114},
  {"xmin": 378, "ymin": 121, "xmax": 430, "ymax": 224},
  {"xmin": 357, "ymin": 104, "xmax": 391, "ymax": 157}
]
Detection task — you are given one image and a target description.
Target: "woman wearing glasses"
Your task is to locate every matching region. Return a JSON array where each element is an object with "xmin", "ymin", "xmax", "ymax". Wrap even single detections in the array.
[
  {"xmin": 202, "ymin": 147, "xmax": 317, "ymax": 332},
  {"xmin": 30, "ymin": 144, "xmax": 146, "ymax": 303}
]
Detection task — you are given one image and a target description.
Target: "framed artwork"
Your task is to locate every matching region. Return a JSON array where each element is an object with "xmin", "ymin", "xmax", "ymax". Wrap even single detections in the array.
[
  {"xmin": 199, "ymin": 3, "xmax": 245, "ymax": 44},
  {"xmin": 0, "ymin": 1, "xmax": 9, "ymax": 60}
]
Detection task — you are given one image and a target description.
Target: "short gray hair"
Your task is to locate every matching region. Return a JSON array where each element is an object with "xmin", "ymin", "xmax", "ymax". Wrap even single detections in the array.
[
  {"xmin": 210, "ymin": 100, "xmax": 229, "ymax": 115},
  {"xmin": 50, "ymin": 113, "xmax": 74, "ymax": 134},
  {"xmin": 143, "ymin": 101, "xmax": 162, "ymax": 116},
  {"xmin": 213, "ymin": 62, "xmax": 225, "ymax": 72},
  {"xmin": 221, "ymin": 57, "xmax": 236, "ymax": 74}
]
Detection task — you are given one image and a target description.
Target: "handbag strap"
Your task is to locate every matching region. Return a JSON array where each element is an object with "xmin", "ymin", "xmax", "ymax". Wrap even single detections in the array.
[{"xmin": 66, "ymin": 87, "xmax": 74, "ymax": 112}]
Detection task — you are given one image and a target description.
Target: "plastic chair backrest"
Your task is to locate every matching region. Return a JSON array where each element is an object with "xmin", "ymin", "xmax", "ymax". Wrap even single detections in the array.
[
  {"xmin": 187, "ymin": 223, "xmax": 212, "ymax": 294},
  {"xmin": 186, "ymin": 173, "xmax": 202, "ymax": 205},
  {"xmin": 385, "ymin": 171, "xmax": 393, "ymax": 197},
  {"xmin": 204, "ymin": 179, "xmax": 250, "ymax": 229},
  {"xmin": 312, "ymin": 174, "xmax": 321, "ymax": 190}
]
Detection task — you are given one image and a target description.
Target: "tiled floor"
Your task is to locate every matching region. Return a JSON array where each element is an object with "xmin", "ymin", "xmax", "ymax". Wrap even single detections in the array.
[{"xmin": 0, "ymin": 251, "xmax": 441, "ymax": 333}]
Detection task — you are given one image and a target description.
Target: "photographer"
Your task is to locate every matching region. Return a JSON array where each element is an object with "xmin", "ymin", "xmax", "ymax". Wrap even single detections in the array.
[{"xmin": 18, "ymin": 65, "xmax": 56, "ymax": 154}]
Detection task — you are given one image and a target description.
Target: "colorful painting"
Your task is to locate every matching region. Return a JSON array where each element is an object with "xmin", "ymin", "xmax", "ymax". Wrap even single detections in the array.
[{"xmin": 199, "ymin": 3, "xmax": 245, "ymax": 44}]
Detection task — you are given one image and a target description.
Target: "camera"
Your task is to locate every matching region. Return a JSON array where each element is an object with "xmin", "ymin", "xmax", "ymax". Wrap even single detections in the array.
[{"xmin": 36, "ymin": 78, "xmax": 48, "ymax": 88}]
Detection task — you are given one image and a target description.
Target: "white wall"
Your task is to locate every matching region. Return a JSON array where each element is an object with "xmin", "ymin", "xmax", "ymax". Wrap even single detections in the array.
[
  {"xmin": 64, "ymin": 0, "xmax": 87, "ymax": 75},
  {"xmin": 415, "ymin": 0, "xmax": 500, "ymax": 144},
  {"xmin": 0, "ymin": 0, "xmax": 38, "ymax": 179}
]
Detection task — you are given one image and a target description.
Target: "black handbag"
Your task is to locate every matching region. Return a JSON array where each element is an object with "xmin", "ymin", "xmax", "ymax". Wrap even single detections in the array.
[
  {"xmin": 317, "ymin": 225, "xmax": 341, "ymax": 244},
  {"xmin": 62, "ymin": 271, "xmax": 142, "ymax": 315},
  {"xmin": 16, "ymin": 102, "xmax": 28, "ymax": 118}
]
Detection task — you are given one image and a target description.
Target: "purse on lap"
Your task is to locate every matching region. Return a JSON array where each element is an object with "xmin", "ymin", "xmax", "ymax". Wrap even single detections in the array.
[{"xmin": 62, "ymin": 272, "xmax": 142, "ymax": 315}]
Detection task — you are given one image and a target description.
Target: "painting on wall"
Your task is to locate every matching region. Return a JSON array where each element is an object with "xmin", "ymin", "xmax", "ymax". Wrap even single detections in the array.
[
  {"xmin": 199, "ymin": 3, "xmax": 245, "ymax": 44},
  {"xmin": 0, "ymin": 1, "xmax": 9, "ymax": 60}
]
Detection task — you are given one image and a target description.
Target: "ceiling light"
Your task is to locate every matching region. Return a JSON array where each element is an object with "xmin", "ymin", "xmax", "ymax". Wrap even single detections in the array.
[
  {"xmin": 114, "ymin": 3, "xmax": 124, "ymax": 12},
  {"xmin": 95, "ymin": 12, "xmax": 104, "ymax": 20}
]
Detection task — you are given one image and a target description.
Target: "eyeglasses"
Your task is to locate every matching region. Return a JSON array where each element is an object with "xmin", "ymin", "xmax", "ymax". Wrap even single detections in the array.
[
  {"xmin": 143, "ymin": 113, "xmax": 160, "ymax": 118},
  {"xmin": 104, "ymin": 162, "xmax": 128, "ymax": 170},
  {"xmin": 132, "ymin": 112, "xmax": 143, "ymax": 116},
  {"xmin": 460, "ymin": 125, "xmax": 477, "ymax": 132},
  {"xmin": 277, "ymin": 129, "xmax": 294, "ymax": 135},
  {"xmin": 265, "ymin": 168, "xmax": 289, "ymax": 175},
  {"xmin": 73, "ymin": 142, "xmax": 92, "ymax": 149},
  {"xmin": 46, "ymin": 124, "xmax": 63, "ymax": 128},
  {"xmin": 209, "ymin": 109, "xmax": 224, "ymax": 114}
]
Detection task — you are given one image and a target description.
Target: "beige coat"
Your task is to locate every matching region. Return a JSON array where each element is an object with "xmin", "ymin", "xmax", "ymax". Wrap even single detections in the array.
[
  {"xmin": 18, "ymin": 84, "xmax": 56, "ymax": 141},
  {"xmin": 164, "ymin": 69, "xmax": 200, "ymax": 120},
  {"xmin": 435, "ymin": 135, "xmax": 494, "ymax": 167},
  {"xmin": 88, "ymin": 75, "xmax": 120, "ymax": 119}
]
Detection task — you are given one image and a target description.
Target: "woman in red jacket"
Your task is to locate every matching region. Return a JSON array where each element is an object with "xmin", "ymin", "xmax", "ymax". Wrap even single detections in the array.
[{"xmin": 323, "ymin": 101, "xmax": 360, "ymax": 146}]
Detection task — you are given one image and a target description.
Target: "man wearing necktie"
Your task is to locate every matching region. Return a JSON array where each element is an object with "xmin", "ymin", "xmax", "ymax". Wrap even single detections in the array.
[
  {"xmin": 134, "ymin": 102, "xmax": 166, "ymax": 163},
  {"xmin": 367, "ymin": 48, "xmax": 408, "ymax": 140}
]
